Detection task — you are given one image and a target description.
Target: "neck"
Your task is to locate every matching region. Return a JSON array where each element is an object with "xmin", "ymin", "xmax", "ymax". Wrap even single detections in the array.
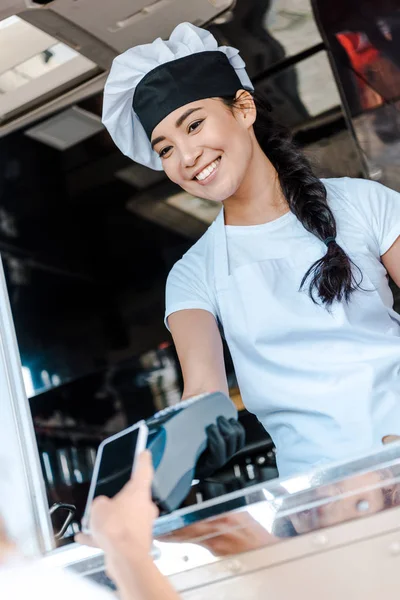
[{"xmin": 223, "ymin": 134, "xmax": 288, "ymax": 226}]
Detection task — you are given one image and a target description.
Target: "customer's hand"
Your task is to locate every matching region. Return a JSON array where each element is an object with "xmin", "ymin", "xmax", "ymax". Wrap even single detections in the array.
[
  {"xmin": 195, "ymin": 416, "xmax": 246, "ymax": 480},
  {"xmin": 76, "ymin": 452, "xmax": 180, "ymax": 600},
  {"xmin": 382, "ymin": 435, "xmax": 400, "ymax": 444},
  {"xmin": 0, "ymin": 515, "xmax": 16, "ymax": 564},
  {"xmin": 76, "ymin": 451, "xmax": 158, "ymax": 558}
]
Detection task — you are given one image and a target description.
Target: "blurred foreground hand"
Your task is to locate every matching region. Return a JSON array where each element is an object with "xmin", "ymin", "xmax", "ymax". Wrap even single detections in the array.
[{"xmin": 76, "ymin": 450, "xmax": 158, "ymax": 559}]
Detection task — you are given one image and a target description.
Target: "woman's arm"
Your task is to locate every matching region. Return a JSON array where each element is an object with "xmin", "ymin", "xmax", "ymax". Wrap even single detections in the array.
[
  {"xmin": 382, "ymin": 236, "xmax": 400, "ymax": 287},
  {"xmin": 167, "ymin": 309, "xmax": 229, "ymax": 400},
  {"xmin": 168, "ymin": 310, "xmax": 245, "ymax": 478}
]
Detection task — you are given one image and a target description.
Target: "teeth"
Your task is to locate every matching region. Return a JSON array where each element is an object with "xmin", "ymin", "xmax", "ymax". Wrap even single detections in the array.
[{"xmin": 196, "ymin": 158, "xmax": 220, "ymax": 181}]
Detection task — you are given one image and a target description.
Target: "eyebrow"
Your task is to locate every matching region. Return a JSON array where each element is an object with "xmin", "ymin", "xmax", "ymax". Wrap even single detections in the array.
[
  {"xmin": 151, "ymin": 106, "xmax": 203, "ymax": 150},
  {"xmin": 175, "ymin": 106, "xmax": 203, "ymax": 128}
]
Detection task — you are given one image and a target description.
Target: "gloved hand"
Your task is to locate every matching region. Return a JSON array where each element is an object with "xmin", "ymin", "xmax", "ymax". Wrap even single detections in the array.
[{"xmin": 195, "ymin": 416, "xmax": 246, "ymax": 480}]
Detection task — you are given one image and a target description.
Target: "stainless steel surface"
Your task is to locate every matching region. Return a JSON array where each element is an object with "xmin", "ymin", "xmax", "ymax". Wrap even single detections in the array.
[
  {"xmin": 172, "ymin": 506, "xmax": 400, "ymax": 599},
  {"xmin": 154, "ymin": 442, "xmax": 400, "ymax": 539},
  {"xmin": 49, "ymin": 505, "xmax": 400, "ymax": 598},
  {"xmin": 0, "ymin": 255, "xmax": 54, "ymax": 555},
  {"xmin": 50, "ymin": 442, "xmax": 400, "ymax": 591}
]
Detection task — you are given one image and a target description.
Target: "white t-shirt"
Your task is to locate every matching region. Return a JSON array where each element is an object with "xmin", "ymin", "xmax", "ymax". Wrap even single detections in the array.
[
  {"xmin": 0, "ymin": 558, "xmax": 114, "ymax": 600},
  {"xmin": 165, "ymin": 177, "xmax": 400, "ymax": 328},
  {"xmin": 165, "ymin": 177, "xmax": 400, "ymax": 476}
]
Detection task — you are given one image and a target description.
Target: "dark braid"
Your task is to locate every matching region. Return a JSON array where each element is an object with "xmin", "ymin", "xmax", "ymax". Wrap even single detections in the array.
[{"xmin": 223, "ymin": 93, "xmax": 362, "ymax": 306}]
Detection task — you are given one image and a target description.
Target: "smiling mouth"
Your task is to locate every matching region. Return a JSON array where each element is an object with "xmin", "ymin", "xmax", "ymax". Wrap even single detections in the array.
[{"xmin": 194, "ymin": 157, "xmax": 221, "ymax": 182}]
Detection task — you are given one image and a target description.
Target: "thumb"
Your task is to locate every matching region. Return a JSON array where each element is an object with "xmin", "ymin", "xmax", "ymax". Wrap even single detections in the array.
[
  {"xmin": 129, "ymin": 450, "xmax": 154, "ymax": 493},
  {"xmin": 382, "ymin": 435, "xmax": 400, "ymax": 445},
  {"xmin": 75, "ymin": 532, "xmax": 98, "ymax": 548}
]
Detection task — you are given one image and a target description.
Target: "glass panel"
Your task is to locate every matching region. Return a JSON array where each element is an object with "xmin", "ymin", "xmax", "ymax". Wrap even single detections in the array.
[
  {"xmin": 352, "ymin": 102, "xmax": 400, "ymax": 191},
  {"xmin": 153, "ymin": 443, "xmax": 400, "ymax": 576},
  {"xmin": 312, "ymin": 0, "xmax": 400, "ymax": 190},
  {"xmin": 268, "ymin": 0, "xmax": 322, "ymax": 57},
  {"xmin": 256, "ymin": 50, "xmax": 342, "ymax": 127},
  {"xmin": 210, "ymin": 0, "xmax": 322, "ymax": 80},
  {"xmin": 207, "ymin": 2, "xmax": 334, "ymax": 129}
]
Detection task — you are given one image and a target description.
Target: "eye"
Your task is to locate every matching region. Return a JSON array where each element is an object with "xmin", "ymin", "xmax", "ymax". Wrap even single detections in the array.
[
  {"xmin": 159, "ymin": 145, "xmax": 172, "ymax": 158},
  {"xmin": 188, "ymin": 119, "xmax": 204, "ymax": 133}
]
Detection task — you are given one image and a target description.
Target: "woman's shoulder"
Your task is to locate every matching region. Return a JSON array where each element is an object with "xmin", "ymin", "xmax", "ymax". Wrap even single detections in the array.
[
  {"xmin": 165, "ymin": 219, "xmax": 219, "ymax": 321},
  {"xmin": 322, "ymin": 175, "xmax": 372, "ymax": 197},
  {"xmin": 322, "ymin": 176, "xmax": 399, "ymax": 215},
  {"xmin": 322, "ymin": 176, "xmax": 397, "ymax": 203},
  {"xmin": 321, "ymin": 176, "xmax": 400, "ymax": 255},
  {"xmin": 167, "ymin": 218, "xmax": 217, "ymax": 284}
]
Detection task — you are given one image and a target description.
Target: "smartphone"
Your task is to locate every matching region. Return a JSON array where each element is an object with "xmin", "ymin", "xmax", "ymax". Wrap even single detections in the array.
[{"xmin": 81, "ymin": 420, "xmax": 148, "ymax": 533}]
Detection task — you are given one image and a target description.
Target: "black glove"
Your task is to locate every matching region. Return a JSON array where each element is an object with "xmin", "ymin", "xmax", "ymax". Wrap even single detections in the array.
[{"xmin": 194, "ymin": 416, "xmax": 246, "ymax": 480}]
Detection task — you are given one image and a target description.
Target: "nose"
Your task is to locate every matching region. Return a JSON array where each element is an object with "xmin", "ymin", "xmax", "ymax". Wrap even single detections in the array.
[{"xmin": 179, "ymin": 140, "xmax": 203, "ymax": 170}]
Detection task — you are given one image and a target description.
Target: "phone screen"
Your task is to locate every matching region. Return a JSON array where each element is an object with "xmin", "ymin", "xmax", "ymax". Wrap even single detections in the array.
[
  {"xmin": 82, "ymin": 422, "xmax": 148, "ymax": 532},
  {"xmin": 93, "ymin": 427, "xmax": 143, "ymax": 500}
]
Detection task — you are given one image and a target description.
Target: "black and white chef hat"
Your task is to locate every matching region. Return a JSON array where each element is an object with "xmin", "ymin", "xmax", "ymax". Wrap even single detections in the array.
[{"xmin": 102, "ymin": 22, "xmax": 254, "ymax": 171}]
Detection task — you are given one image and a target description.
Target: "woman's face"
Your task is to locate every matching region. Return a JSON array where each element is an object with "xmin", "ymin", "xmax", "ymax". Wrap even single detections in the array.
[{"xmin": 151, "ymin": 93, "xmax": 256, "ymax": 203}]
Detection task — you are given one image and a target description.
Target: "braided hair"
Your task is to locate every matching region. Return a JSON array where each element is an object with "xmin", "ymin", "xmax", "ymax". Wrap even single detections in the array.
[{"xmin": 223, "ymin": 93, "xmax": 362, "ymax": 306}]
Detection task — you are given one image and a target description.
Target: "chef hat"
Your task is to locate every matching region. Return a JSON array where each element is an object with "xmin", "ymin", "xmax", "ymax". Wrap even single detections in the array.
[{"xmin": 102, "ymin": 22, "xmax": 254, "ymax": 171}]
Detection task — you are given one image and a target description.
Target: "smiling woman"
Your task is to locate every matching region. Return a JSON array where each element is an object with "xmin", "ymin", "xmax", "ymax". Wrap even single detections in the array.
[
  {"xmin": 101, "ymin": 22, "xmax": 400, "ymax": 482},
  {"xmin": 150, "ymin": 94, "xmax": 259, "ymax": 204}
]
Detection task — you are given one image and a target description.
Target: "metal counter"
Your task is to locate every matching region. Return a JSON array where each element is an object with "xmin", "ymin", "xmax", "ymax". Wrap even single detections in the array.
[
  {"xmin": 43, "ymin": 441, "xmax": 400, "ymax": 598},
  {"xmin": 1, "ymin": 239, "xmax": 399, "ymax": 596}
]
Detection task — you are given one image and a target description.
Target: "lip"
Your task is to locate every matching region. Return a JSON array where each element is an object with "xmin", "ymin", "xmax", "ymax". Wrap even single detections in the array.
[{"xmin": 192, "ymin": 157, "xmax": 221, "ymax": 186}]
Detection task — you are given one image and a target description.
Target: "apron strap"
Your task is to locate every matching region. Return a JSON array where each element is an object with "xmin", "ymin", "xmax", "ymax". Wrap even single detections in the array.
[{"xmin": 213, "ymin": 207, "xmax": 230, "ymax": 293}]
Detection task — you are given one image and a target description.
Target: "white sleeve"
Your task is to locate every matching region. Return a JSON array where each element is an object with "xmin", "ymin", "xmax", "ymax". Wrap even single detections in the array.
[
  {"xmin": 0, "ymin": 561, "xmax": 114, "ymax": 600},
  {"xmin": 344, "ymin": 178, "xmax": 400, "ymax": 255},
  {"xmin": 165, "ymin": 253, "xmax": 217, "ymax": 330}
]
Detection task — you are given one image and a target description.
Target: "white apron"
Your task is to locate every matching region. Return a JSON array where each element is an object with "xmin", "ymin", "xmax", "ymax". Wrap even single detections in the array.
[{"xmin": 213, "ymin": 209, "xmax": 400, "ymax": 478}]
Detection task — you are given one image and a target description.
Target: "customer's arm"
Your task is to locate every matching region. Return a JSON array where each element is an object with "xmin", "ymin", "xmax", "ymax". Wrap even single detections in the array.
[
  {"xmin": 76, "ymin": 451, "xmax": 180, "ymax": 600},
  {"xmin": 103, "ymin": 550, "xmax": 179, "ymax": 600}
]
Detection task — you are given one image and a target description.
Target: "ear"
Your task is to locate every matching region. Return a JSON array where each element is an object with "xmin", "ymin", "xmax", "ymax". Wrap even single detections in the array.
[{"xmin": 234, "ymin": 90, "xmax": 256, "ymax": 128}]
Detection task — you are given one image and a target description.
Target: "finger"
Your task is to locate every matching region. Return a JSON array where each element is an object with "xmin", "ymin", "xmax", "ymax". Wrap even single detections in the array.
[
  {"xmin": 382, "ymin": 435, "xmax": 400, "ymax": 445},
  {"xmin": 217, "ymin": 416, "xmax": 236, "ymax": 458},
  {"xmin": 134, "ymin": 450, "xmax": 154, "ymax": 488},
  {"xmin": 0, "ymin": 516, "xmax": 15, "ymax": 553},
  {"xmin": 120, "ymin": 450, "xmax": 154, "ymax": 499},
  {"xmin": 90, "ymin": 495, "xmax": 112, "ymax": 524},
  {"xmin": 0, "ymin": 515, "xmax": 9, "ymax": 542},
  {"xmin": 92, "ymin": 495, "xmax": 110, "ymax": 512},
  {"xmin": 206, "ymin": 423, "xmax": 227, "ymax": 466},
  {"xmin": 229, "ymin": 419, "xmax": 246, "ymax": 452},
  {"xmin": 152, "ymin": 501, "xmax": 160, "ymax": 520},
  {"xmin": 75, "ymin": 532, "xmax": 97, "ymax": 548}
]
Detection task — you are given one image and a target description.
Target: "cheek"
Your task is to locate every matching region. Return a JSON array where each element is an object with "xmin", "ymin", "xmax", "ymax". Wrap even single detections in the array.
[
  {"xmin": 163, "ymin": 161, "xmax": 183, "ymax": 185},
  {"xmin": 222, "ymin": 129, "xmax": 253, "ymax": 174}
]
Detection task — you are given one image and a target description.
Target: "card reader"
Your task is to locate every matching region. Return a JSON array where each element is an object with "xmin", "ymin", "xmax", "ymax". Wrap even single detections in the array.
[{"xmin": 146, "ymin": 391, "xmax": 237, "ymax": 513}]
